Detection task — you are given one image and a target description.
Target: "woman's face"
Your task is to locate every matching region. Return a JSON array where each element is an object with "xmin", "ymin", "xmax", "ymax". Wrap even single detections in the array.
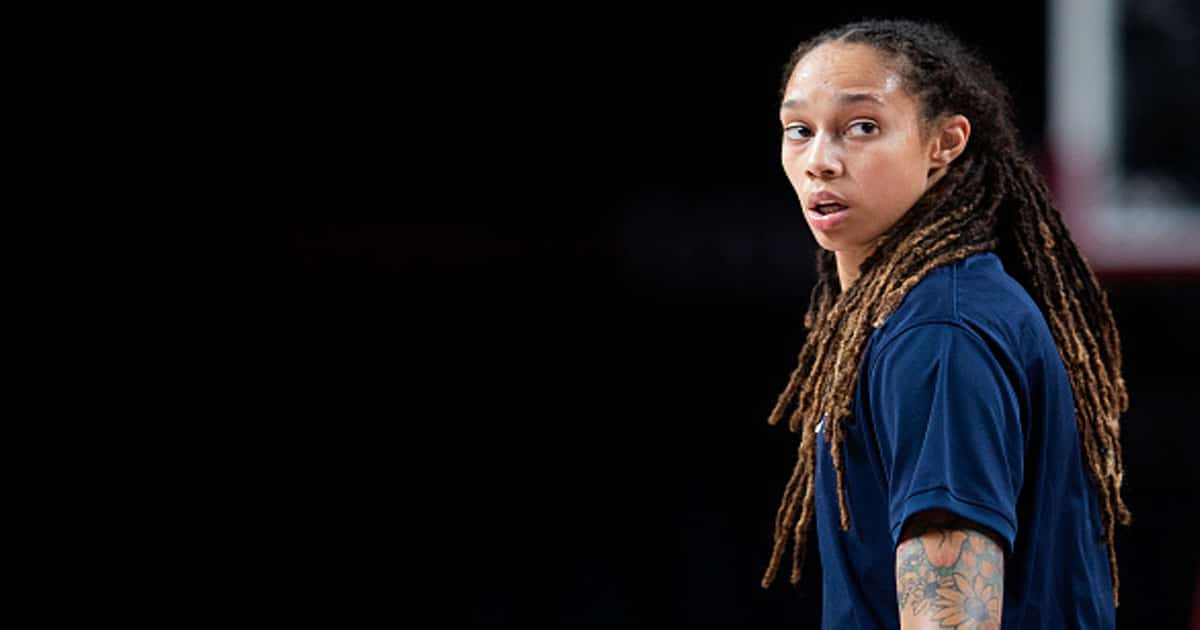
[{"xmin": 780, "ymin": 42, "xmax": 945, "ymax": 260}]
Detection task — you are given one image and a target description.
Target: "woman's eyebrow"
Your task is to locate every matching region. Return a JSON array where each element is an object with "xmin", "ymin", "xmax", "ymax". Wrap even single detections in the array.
[{"xmin": 780, "ymin": 91, "xmax": 887, "ymax": 111}]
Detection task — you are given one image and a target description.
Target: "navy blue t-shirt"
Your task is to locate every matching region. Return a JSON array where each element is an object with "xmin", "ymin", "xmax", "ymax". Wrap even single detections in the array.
[{"xmin": 813, "ymin": 251, "xmax": 1115, "ymax": 629}]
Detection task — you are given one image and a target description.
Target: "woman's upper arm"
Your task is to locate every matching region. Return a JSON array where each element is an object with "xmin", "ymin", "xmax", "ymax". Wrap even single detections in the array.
[{"xmin": 895, "ymin": 508, "xmax": 1005, "ymax": 629}]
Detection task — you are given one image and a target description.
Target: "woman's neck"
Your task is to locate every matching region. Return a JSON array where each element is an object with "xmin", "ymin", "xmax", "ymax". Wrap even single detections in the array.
[{"xmin": 834, "ymin": 247, "xmax": 872, "ymax": 293}]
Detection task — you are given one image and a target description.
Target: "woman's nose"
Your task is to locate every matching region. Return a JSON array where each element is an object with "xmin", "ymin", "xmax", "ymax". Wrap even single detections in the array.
[{"xmin": 805, "ymin": 134, "xmax": 843, "ymax": 179}]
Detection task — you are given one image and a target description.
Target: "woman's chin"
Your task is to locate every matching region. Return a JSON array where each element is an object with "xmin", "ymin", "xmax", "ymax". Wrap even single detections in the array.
[{"xmin": 810, "ymin": 232, "xmax": 845, "ymax": 252}]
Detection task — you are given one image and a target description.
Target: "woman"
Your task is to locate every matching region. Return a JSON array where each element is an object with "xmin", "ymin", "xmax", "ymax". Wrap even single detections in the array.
[{"xmin": 760, "ymin": 19, "xmax": 1130, "ymax": 629}]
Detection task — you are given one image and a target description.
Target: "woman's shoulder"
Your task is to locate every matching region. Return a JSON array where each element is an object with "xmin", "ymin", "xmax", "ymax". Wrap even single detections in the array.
[{"xmin": 872, "ymin": 252, "xmax": 1050, "ymax": 354}]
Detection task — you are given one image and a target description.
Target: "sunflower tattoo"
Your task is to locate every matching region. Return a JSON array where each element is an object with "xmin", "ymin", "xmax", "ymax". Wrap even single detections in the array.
[
  {"xmin": 895, "ymin": 510, "xmax": 1005, "ymax": 629},
  {"xmin": 931, "ymin": 573, "xmax": 1003, "ymax": 630}
]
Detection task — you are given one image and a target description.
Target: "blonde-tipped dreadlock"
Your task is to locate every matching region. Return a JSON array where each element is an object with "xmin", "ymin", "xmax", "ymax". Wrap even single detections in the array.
[{"xmin": 761, "ymin": 19, "xmax": 1132, "ymax": 608}]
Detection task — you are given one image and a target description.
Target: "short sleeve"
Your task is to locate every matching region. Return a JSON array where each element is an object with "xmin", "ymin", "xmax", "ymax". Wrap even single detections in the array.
[{"xmin": 870, "ymin": 322, "xmax": 1023, "ymax": 556}]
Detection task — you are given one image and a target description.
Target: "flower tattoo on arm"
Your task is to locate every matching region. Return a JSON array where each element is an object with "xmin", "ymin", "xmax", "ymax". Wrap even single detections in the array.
[{"xmin": 895, "ymin": 508, "xmax": 1005, "ymax": 629}]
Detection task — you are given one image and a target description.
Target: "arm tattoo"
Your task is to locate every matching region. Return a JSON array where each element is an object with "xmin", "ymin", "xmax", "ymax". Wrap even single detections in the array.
[{"xmin": 895, "ymin": 509, "xmax": 1004, "ymax": 629}]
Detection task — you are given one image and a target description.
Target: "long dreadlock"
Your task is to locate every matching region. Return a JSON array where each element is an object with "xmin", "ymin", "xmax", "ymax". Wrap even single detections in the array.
[{"xmin": 760, "ymin": 19, "xmax": 1132, "ymax": 607}]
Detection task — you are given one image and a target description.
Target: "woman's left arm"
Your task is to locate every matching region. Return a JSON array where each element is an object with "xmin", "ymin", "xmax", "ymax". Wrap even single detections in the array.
[{"xmin": 895, "ymin": 508, "xmax": 1006, "ymax": 629}]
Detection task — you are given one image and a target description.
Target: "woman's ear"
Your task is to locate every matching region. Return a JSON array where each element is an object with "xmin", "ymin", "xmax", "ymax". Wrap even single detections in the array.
[{"xmin": 928, "ymin": 114, "xmax": 971, "ymax": 170}]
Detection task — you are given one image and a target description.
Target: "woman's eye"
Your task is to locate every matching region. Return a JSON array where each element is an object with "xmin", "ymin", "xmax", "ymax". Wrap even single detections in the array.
[
  {"xmin": 784, "ymin": 126, "xmax": 812, "ymax": 140},
  {"xmin": 848, "ymin": 121, "xmax": 879, "ymax": 136}
]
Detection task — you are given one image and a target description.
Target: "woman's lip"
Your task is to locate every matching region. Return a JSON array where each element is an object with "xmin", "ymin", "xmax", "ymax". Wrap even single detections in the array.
[{"xmin": 806, "ymin": 206, "xmax": 850, "ymax": 230}]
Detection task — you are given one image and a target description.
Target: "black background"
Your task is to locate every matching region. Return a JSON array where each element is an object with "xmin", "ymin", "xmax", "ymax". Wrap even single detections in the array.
[{"xmin": 14, "ymin": 4, "xmax": 1199, "ymax": 627}]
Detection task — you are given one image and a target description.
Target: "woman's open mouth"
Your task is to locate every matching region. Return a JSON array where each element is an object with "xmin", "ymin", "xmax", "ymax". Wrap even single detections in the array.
[
  {"xmin": 806, "ymin": 203, "xmax": 850, "ymax": 230},
  {"xmin": 812, "ymin": 202, "xmax": 847, "ymax": 215}
]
